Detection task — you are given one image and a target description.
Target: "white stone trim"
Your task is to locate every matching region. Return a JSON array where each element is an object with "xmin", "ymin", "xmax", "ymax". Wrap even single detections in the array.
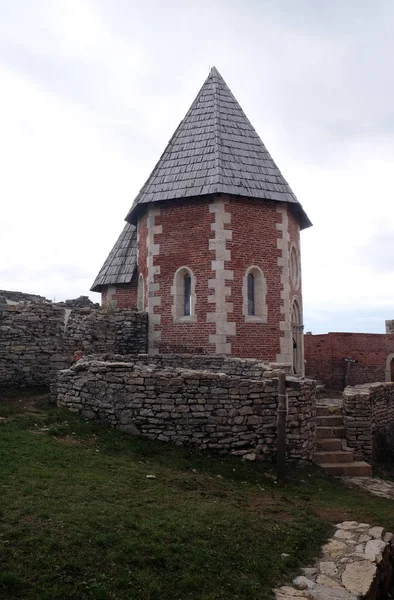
[
  {"xmin": 146, "ymin": 207, "xmax": 161, "ymax": 354},
  {"xmin": 242, "ymin": 265, "xmax": 268, "ymax": 323},
  {"xmin": 276, "ymin": 206, "xmax": 292, "ymax": 364},
  {"xmin": 137, "ymin": 273, "xmax": 144, "ymax": 311},
  {"xmin": 171, "ymin": 266, "xmax": 197, "ymax": 323},
  {"xmin": 291, "ymin": 297, "xmax": 304, "ymax": 376},
  {"xmin": 106, "ymin": 285, "xmax": 117, "ymax": 308},
  {"xmin": 207, "ymin": 198, "xmax": 235, "ymax": 354},
  {"xmin": 290, "ymin": 243, "xmax": 300, "ymax": 290},
  {"xmin": 385, "ymin": 353, "xmax": 394, "ymax": 382}
]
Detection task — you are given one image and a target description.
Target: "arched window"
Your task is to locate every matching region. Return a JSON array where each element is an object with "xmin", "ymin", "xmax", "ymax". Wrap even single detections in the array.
[
  {"xmin": 243, "ymin": 266, "xmax": 267, "ymax": 323},
  {"xmin": 137, "ymin": 273, "xmax": 144, "ymax": 311},
  {"xmin": 247, "ymin": 273, "xmax": 255, "ymax": 315},
  {"xmin": 171, "ymin": 267, "xmax": 197, "ymax": 323},
  {"xmin": 184, "ymin": 273, "xmax": 191, "ymax": 316}
]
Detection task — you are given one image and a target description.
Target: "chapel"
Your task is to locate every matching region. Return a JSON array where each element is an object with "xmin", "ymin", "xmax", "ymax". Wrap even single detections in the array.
[{"xmin": 91, "ymin": 67, "xmax": 311, "ymax": 373}]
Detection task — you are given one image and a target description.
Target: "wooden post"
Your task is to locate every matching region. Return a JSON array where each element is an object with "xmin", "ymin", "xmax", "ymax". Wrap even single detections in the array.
[{"xmin": 277, "ymin": 371, "xmax": 287, "ymax": 484}]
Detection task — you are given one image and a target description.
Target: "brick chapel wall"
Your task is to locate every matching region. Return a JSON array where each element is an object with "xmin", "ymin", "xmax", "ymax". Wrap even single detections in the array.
[
  {"xmin": 57, "ymin": 359, "xmax": 316, "ymax": 463},
  {"xmin": 343, "ymin": 382, "xmax": 394, "ymax": 462},
  {"xmin": 305, "ymin": 332, "xmax": 394, "ymax": 390},
  {"xmin": 134, "ymin": 195, "xmax": 299, "ymax": 364},
  {"xmin": 101, "ymin": 273, "xmax": 138, "ymax": 309},
  {"xmin": 0, "ymin": 299, "xmax": 148, "ymax": 390}
]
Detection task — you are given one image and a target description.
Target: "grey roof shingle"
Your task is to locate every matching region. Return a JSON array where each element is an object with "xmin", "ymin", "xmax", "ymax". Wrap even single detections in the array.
[
  {"xmin": 91, "ymin": 67, "xmax": 312, "ymax": 292},
  {"xmin": 91, "ymin": 223, "xmax": 137, "ymax": 292},
  {"xmin": 126, "ymin": 66, "xmax": 311, "ymax": 229}
]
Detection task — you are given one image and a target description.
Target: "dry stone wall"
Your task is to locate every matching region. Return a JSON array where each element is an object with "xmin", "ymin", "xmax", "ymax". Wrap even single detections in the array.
[
  {"xmin": 79, "ymin": 353, "xmax": 290, "ymax": 380},
  {"xmin": 343, "ymin": 382, "xmax": 394, "ymax": 462},
  {"xmin": 57, "ymin": 358, "xmax": 316, "ymax": 462},
  {"xmin": 0, "ymin": 299, "xmax": 148, "ymax": 390}
]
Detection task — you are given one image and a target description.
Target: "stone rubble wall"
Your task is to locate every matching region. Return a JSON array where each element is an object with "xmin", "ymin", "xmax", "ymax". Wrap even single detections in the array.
[
  {"xmin": 0, "ymin": 299, "xmax": 148, "ymax": 390},
  {"xmin": 57, "ymin": 358, "xmax": 316, "ymax": 462},
  {"xmin": 276, "ymin": 521, "xmax": 394, "ymax": 600},
  {"xmin": 343, "ymin": 382, "xmax": 394, "ymax": 462},
  {"xmin": 78, "ymin": 353, "xmax": 291, "ymax": 380}
]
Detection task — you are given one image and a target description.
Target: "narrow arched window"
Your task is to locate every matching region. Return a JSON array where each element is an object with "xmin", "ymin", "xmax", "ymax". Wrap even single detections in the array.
[
  {"xmin": 247, "ymin": 273, "xmax": 255, "ymax": 315},
  {"xmin": 184, "ymin": 273, "xmax": 191, "ymax": 316},
  {"xmin": 172, "ymin": 267, "xmax": 197, "ymax": 323},
  {"xmin": 243, "ymin": 266, "xmax": 268, "ymax": 323}
]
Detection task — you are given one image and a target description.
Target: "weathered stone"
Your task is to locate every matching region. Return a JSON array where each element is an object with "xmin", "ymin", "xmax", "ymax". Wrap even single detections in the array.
[
  {"xmin": 336, "ymin": 521, "xmax": 361, "ymax": 531},
  {"xmin": 364, "ymin": 539, "xmax": 387, "ymax": 563},
  {"xmin": 322, "ymin": 540, "xmax": 348, "ymax": 558},
  {"xmin": 292, "ymin": 576, "xmax": 314, "ymax": 590},
  {"xmin": 315, "ymin": 575, "xmax": 342, "ymax": 588},
  {"xmin": 334, "ymin": 530, "xmax": 355, "ymax": 541},
  {"xmin": 319, "ymin": 562, "xmax": 338, "ymax": 577},
  {"xmin": 369, "ymin": 526, "xmax": 385, "ymax": 539},
  {"xmin": 341, "ymin": 561, "xmax": 377, "ymax": 596}
]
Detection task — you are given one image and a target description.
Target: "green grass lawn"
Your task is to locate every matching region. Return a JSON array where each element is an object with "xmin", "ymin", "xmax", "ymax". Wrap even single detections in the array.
[{"xmin": 1, "ymin": 390, "xmax": 394, "ymax": 600}]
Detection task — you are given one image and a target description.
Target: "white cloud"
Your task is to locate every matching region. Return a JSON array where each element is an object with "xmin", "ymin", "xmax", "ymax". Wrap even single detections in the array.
[{"xmin": 0, "ymin": 0, "xmax": 392, "ymax": 332}]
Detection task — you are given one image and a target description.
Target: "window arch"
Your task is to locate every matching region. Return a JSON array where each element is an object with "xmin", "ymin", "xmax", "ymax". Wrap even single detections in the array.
[
  {"xmin": 171, "ymin": 267, "xmax": 197, "ymax": 323},
  {"xmin": 247, "ymin": 273, "xmax": 255, "ymax": 315},
  {"xmin": 242, "ymin": 266, "xmax": 267, "ymax": 323}
]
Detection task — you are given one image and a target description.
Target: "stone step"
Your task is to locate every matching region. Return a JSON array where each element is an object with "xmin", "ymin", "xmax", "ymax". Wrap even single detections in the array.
[
  {"xmin": 316, "ymin": 450, "xmax": 354, "ymax": 464},
  {"xmin": 316, "ymin": 405, "xmax": 342, "ymax": 417},
  {"xmin": 319, "ymin": 461, "xmax": 372, "ymax": 477},
  {"xmin": 316, "ymin": 415, "xmax": 344, "ymax": 427},
  {"xmin": 317, "ymin": 438, "xmax": 342, "ymax": 451},
  {"xmin": 317, "ymin": 426, "xmax": 345, "ymax": 439}
]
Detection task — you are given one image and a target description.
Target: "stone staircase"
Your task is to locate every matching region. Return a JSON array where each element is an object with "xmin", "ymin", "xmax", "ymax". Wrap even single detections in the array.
[{"xmin": 316, "ymin": 402, "xmax": 372, "ymax": 476}]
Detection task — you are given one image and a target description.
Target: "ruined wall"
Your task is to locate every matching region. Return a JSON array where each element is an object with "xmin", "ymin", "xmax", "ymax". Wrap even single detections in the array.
[
  {"xmin": 81, "ymin": 353, "xmax": 290, "ymax": 380},
  {"xmin": 0, "ymin": 299, "xmax": 148, "ymax": 389},
  {"xmin": 305, "ymin": 332, "xmax": 394, "ymax": 390},
  {"xmin": 57, "ymin": 358, "xmax": 316, "ymax": 462},
  {"xmin": 0, "ymin": 300, "xmax": 65, "ymax": 388},
  {"xmin": 343, "ymin": 382, "xmax": 394, "ymax": 462}
]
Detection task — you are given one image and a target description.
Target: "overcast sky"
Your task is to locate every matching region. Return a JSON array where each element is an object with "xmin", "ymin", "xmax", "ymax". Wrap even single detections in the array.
[{"xmin": 1, "ymin": 0, "xmax": 393, "ymax": 333}]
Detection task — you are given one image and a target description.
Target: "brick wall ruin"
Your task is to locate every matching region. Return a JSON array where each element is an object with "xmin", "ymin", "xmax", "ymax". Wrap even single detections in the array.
[
  {"xmin": 343, "ymin": 382, "xmax": 394, "ymax": 462},
  {"xmin": 0, "ymin": 297, "xmax": 148, "ymax": 389},
  {"xmin": 305, "ymin": 332, "xmax": 394, "ymax": 390},
  {"xmin": 57, "ymin": 357, "xmax": 316, "ymax": 462}
]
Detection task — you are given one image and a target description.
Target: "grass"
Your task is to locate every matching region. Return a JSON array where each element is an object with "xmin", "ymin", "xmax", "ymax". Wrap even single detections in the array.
[{"xmin": 1, "ymin": 390, "xmax": 394, "ymax": 599}]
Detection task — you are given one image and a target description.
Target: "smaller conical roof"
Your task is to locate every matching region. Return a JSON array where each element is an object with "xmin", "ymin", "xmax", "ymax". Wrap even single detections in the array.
[
  {"xmin": 91, "ymin": 223, "xmax": 137, "ymax": 292},
  {"xmin": 126, "ymin": 67, "xmax": 311, "ymax": 229}
]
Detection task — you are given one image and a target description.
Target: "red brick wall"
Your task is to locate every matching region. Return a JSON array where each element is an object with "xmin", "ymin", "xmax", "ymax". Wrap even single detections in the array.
[
  {"xmin": 101, "ymin": 273, "xmax": 138, "ymax": 309},
  {"xmin": 229, "ymin": 198, "xmax": 282, "ymax": 359},
  {"xmin": 305, "ymin": 332, "xmax": 394, "ymax": 390},
  {"xmin": 141, "ymin": 195, "xmax": 300, "ymax": 360},
  {"xmin": 153, "ymin": 198, "xmax": 214, "ymax": 354},
  {"xmin": 100, "ymin": 195, "xmax": 303, "ymax": 362}
]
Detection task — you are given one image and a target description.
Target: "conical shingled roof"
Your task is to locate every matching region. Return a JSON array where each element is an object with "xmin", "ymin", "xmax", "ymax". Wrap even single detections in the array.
[
  {"xmin": 126, "ymin": 67, "xmax": 311, "ymax": 229},
  {"xmin": 91, "ymin": 223, "xmax": 137, "ymax": 292}
]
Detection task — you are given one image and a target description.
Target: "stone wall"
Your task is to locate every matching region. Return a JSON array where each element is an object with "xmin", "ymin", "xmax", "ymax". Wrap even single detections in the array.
[
  {"xmin": 305, "ymin": 331, "xmax": 394, "ymax": 390},
  {"xmin": 57, "ymin": 358, "xmax": 316, "ymax": 462},
  {"xmin": 343, "ymin": 382, "xmax": 394, "ymax": 462},
  {"xmin": 79, "ymin": 353, "xmax": 292, "ymax": 380},
  {"xmin": 0, "ymin": 299, "xmax": 148, "ymax": 390}
]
